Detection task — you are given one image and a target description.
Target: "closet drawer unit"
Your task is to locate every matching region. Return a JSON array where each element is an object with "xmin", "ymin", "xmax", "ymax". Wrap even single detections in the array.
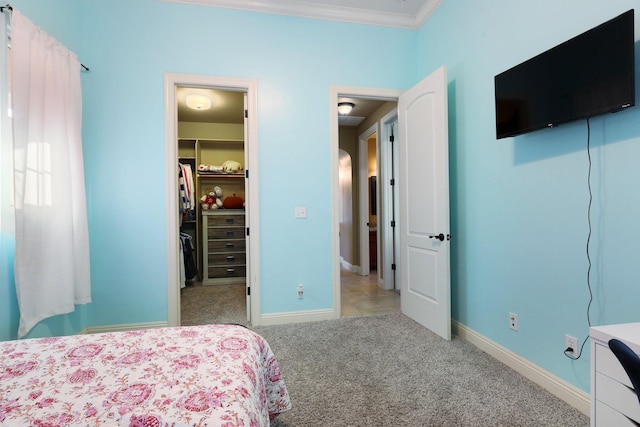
[
  {"xmin": 208, "ymin": 239, "xmax": 246, "ymax": 252},
  {"xmin": 207, "ymin": 226, "xmax": 245, "ymax": 240},
  {"xmin": 207, "ymin": 214, "xmax": 245, "ymax": 227},
  {"xmin": 208, "ymin": 265, "xmax": 246, "ymax": 279},
  {"xmin": 208, "ymin": 252, "xmax": 246, "ymax": 266},
  {"xmin": 202, "ymin": 210, "xmax": 246, "ymax": 285}
]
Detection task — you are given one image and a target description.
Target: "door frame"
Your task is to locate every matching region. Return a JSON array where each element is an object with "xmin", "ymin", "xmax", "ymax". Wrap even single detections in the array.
[
  {"xmin": 358, "ymin": 123, "xmax": 376, "ymax": 276},
  {"xmin": 379, "ymin": 109, "xmax": 399, "ymax": 291},
  {"xmin": 164, "ymin": 73, "xmax": 260, "ymax": 327},
  {"xmin": 330, "ymin": 85, "xmax": 403, "ymax": 317}
]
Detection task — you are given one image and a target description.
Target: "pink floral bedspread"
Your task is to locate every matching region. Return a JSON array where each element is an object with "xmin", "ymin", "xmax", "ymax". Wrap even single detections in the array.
[{"xmin": 0, "ymin": 324, "xmax": 291, "ymax": 426}]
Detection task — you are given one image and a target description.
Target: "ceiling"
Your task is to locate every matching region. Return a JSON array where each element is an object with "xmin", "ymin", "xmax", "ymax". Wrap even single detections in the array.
[
  {"xmin": 336, "ymin": 97, "xmax": 388, "ymax": 127},
  {"xmin": 177, "ymin": 87, "xmax": 390, "ymax": 127},
  {"xmin": 177, "ymin": 87, "xmax": 245, "ymax": 124},
  {"xmin": 164, "ymin": 0, "xmax": 442, "ymax": 29}
]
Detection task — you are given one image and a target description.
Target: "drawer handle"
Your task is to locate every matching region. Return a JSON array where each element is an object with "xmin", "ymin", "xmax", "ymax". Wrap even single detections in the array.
[
  {"xmin": 226, "ymin": 243, "xmax": 234, "ymax": 248},
  {"xmin": 226, "ymin": 231, "xmax": 235, "ymax": 237},
  {"xmin": 226, "ymin": 268, "xmax": 235, "ymax": 274},
  {"xmin": 225, "ymin": 218, "xmax": 235, "ymax": 224},
  {"xmin": 226, "ymin": 256, "xmax": 235, "ymax": 261}
]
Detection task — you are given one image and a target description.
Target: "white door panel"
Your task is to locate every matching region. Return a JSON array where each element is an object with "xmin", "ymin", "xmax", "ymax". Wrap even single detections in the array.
[
  {"xmin": 407, "ymin": 246, "xmax": 437, "ymax": 300},
  {"xmin": 399, "ymin": 66, "xmax": 451, "ymax": 340}
]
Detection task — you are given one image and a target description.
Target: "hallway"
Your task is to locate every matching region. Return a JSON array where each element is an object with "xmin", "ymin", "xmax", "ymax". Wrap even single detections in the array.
[{"xmin": 341, "ymin": 269, "xmax": 400, "ymax": 317}]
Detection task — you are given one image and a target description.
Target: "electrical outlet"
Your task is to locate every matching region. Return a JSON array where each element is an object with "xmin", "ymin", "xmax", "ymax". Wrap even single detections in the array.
[
  {"xmin": 297, "ymin": 284, "xmax": 304, "ymax": 299},
  {"xmin": 565, "ymin": 335, "xmax": 578, "ymax": 357},
  {"xmin": 509, "ymin": 312, "xmax": 518, "ymax": 331}
]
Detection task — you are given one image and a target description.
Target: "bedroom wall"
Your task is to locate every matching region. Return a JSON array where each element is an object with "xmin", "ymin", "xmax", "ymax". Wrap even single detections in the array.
[
  {"xmin": 0, "ymin": 0, "xmax": 416, "ymax": 340},
  {"xmin": 416, "ymin": 0, "xmax": 640, "ymax": 392}
]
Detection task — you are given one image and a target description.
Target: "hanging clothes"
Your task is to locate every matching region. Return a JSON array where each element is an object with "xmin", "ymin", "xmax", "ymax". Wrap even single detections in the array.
[
  {"xmin": 178, "ymin": 162, "xmax": 195, "ymax": 220},
  {"xmin": 179, "ymin": 238, "xmax": 186, "ymax": 289},
  {"xmin": 178, "ymin": 164, "xmax": 189, "ymax": 211},
  {"xmin": 180, "ymin": 232, "xmax": 196, "ymax": 284},
  {"xmin": 183, "ymin": 163, "xmax": 194, "ymax": 211}
]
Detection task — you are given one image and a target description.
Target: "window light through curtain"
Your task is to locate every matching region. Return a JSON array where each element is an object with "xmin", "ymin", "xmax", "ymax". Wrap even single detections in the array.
[
  {"xmin": 10, "ymin": 9, "xmax": 91, "ymax": 338},
  {"xmin": 0, "ymin": 8, "xmax": 12, "ymax": 236}
]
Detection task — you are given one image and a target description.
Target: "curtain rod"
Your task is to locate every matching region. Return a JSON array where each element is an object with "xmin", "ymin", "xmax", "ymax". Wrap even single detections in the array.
[{"xmin": 0, "ymin": 4, "xmax": 90, "ymax": 72}]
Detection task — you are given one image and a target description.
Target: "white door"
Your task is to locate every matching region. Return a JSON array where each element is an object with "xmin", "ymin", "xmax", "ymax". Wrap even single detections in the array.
[{"xmin": 398, "ymin": 66, "xmax": 451, "ymax": 340}]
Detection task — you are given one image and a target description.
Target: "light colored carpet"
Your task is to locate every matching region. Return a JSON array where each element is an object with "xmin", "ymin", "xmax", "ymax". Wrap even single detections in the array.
[
  {"xmin": 180, "ymin": 282, "xmax": 248, "ymax": 326},
  {"xmin": 254, "ymin": 314, "xmax": 589, "ymax": 427}
]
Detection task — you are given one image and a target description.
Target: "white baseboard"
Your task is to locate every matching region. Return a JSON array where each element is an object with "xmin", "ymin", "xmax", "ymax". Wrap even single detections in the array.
[
  {"xmin": 453, "ymin": 320, "xmax": 590, "ymax": 416},
  {"xmin": 83, "ymin": 321, "xmax": 169, "ymax": 335},
  {"xmin": 260, "ymin": 309, "xmax": 337, "ymax": 326}
]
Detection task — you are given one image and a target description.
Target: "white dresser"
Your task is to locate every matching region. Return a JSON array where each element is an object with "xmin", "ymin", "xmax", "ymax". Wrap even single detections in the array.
[{"xmin": 590, "ymin": 323, "xmax": 640, "ymax": 426}]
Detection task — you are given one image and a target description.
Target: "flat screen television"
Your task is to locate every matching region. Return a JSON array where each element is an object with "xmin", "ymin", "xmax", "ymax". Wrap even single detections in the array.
[{"xmin": 494, "ymin": 9, "xmax": 635, "ymax": 139}]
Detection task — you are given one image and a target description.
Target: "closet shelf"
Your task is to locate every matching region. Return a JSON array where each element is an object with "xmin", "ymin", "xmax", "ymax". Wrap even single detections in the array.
[{"xmin": 197, "ymin": 173, "xmax": 244, "ymax": 179}]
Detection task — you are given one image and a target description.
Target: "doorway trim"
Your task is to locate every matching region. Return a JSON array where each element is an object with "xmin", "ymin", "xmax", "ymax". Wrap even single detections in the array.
[
  {"xmin": 379, "ymin": 109, "xmax": 399, "ymax": 291},
  {"xmin": 165, "ymin": 73, "xmax": 260, "ymax": 327},
  {"xmin": 358, "ymin": 123, "xmax": 376, "ymax": 277},
  {"xmin": 330, "ymin": 85, "xmax": 403, "ymax": 317}
]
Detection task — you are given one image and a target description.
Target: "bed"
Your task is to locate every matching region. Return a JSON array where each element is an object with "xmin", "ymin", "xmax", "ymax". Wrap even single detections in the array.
[{"xmin": 0, "ymin": 324, "xmax": 291, "ymax": 426}]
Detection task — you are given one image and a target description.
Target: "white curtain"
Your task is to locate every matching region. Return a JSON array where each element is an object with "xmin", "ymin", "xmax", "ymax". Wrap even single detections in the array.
[
  {"xmin": 0, "ymin": 9, "xmax": 12, "ymax": 235},
  {"xmin": 11, "ymin": 10, "xmax": 91, "ymax": 338}
]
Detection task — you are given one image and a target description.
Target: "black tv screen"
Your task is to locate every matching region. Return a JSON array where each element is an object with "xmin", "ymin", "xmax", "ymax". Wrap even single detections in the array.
[{"xmin": 495, "ymin": 9, "xmax": 635, "ymax": 139}]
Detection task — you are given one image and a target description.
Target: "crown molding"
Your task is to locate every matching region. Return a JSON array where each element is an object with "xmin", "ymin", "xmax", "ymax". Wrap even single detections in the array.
[
  {"xmin": 415, "ymin": 0, "xmax": 442, "ymax": 28},
  {"xmin": 162, "ymin": 0, "xmax": 442, "ymax": 29}
]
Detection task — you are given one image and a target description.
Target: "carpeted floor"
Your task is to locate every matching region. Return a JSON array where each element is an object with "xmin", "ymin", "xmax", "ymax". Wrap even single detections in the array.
[
  {"xmin": 254, "ymin": 314, "xmax": 590, "ymax": 427},
  {"xmin": 180, "ymin": 282, "xmax": 248, "ymax": 326}
]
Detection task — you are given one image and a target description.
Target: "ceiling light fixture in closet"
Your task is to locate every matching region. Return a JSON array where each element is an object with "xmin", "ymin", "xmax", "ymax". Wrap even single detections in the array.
[
  {"xmin": 186, "ymin": 94, "xmax": 212, "ymax": 110},
  {"xmin": 338, "ymin": 102, "xmax": 355, "ymax": 115}
]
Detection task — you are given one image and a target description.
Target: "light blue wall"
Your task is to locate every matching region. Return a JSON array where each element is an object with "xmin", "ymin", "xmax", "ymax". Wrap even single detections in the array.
[
  {"xmin": 79, "ymin": 1, "xmax": 415, "ymax": 322},
  {"xmin": 0, "ymin": 0, "xmax": 416, "ymax": 340},
  {"xmin": 417, "ymin": 0, "xmax": 640, "ymax": 391}
]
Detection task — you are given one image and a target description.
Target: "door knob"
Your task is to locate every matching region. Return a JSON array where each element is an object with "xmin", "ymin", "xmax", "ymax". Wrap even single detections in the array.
[{"xmin": 428, "ymin": 233, "xmax": 452, "ymax": 242}]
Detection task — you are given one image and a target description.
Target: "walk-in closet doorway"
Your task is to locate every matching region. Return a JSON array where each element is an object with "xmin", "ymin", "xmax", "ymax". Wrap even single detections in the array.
[{"xmin": 164, "ymin": 74, "xmax": 260, "ymax": 328}]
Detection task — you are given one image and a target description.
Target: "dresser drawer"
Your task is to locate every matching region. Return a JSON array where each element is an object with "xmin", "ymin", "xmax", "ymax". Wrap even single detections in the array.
[
  {"xmin": 590, "ymin": 323, "xmax": 640, "ymax": 427},
  {"xmin": 207, "ymin": 226, "xmax": 245, "ymax": 239},
  {"xmin": 596, "ymin": 372, "xmax": 640, "ymax": 423},
  {"xmin": 206, "ymin": 214, "xmax": 245, "ymax": 227},
  {"xmin": 595, "ymin": 400, "xmax": 639, "ymax": 427},
  {"xmin": 208, "ymin": 252, "xmax": 246, "ymax": 266},
  {"xmin": 208, "ymin": 265, "xmax": 246, "ymax": 278},
  {"xmin": 596, "ymin": 343, "xmax": 633, "ymax": 388},
  {"xmin": 208, "ymin": 239, "xmax": 246, "ymax": 252}
]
